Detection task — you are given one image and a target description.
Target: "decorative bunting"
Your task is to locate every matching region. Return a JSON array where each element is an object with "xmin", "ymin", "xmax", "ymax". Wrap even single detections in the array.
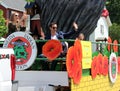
[
  {"xmin": 73, "ymin": 63, "xmax": 82, "ymax": 84},
  {"xmin": 97, "ymin": 53, "xmax": 103, "ymax": 75},
  {"xmin": 66, "ymin": 39, "xmax": 82, "ymax": 84},
  {"xmin": 91, "ymin": 56, "xmax": 98, "ymax": 79},
  {"xmin": 102, "ymin": 56, "xmax": 108, "ymax": 76},
  {"xmin": 66, "ymin": 46, "xmax": 75, "ymax": 78},
  {"xmin": 113, "ymin": 40, "xmax": 118, "ymax": 52},
  {"xmin": 117, "ymin": 57, "xmax": 120, "ymax": 74},
  {"xmin": 107, "ymin": 37, "xmax": 112, "ymax": 52}
]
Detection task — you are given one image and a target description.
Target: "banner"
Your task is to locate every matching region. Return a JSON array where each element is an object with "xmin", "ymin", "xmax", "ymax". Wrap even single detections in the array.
[{"xmin": 81, "ymin": 41, "xmax": 92, "ymax": 69}]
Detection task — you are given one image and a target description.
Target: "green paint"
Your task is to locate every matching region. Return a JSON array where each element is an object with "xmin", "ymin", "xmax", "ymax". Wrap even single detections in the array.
[
  {"xmin": 14, "ymin": 46, "xmax": 27, "ymax": 59},
  {"xmin": 82, "ymin": 69, "xmax": 91, "ymax": 76},
  {"xmin": 112, "ymin": 63, "xmax": 116, "ymax": 74}
]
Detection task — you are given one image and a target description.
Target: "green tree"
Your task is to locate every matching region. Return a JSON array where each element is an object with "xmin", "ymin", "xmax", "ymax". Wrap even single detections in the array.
[
  {"xmin": 0, "ymin": 10, "xmax": 7, "ymax": 37},
  {"xmin": 109, "ymin": 23, "xmax": 120, "ymax": 55},
  {"xmin": 106, "ymin": 0, "xmax": 120, "ymax": 55},
  {"xmin": 106, "ymin": 0, "xmax": 120, "ymax": 24},
  {"xmin": 109, "ymin": 23, "xmax": 120, "ymax": 42}
]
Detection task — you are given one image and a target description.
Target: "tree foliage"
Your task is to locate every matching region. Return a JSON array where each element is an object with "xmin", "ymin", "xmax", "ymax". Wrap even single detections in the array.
[
  {"xmin": 106, "ymin": 0, "xmax": 120, "ymax": 43},
  {"xmin": 106, "ymin": 0, "xmax": 120, "ymax": 41},
  {"xmin": 0, "ymin": 10, "xmax": 7, "ymax": 37},
  {"xmin": 109, "ymin": 23, "xmax": 120, "ymax": 55},
  {"xmin": 106, "ymin": 0, "xmax": 120, "ymax": 24},
  {"xmin": 109, "ymin": 23, "xmax": 120, "ymax": 42},
  {"xmin": 106, "ymin": 0, "xmax": 120, "ymax": 55}
]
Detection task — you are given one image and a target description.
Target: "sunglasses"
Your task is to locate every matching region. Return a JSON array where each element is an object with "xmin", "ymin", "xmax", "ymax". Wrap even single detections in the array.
[
  {"xmin": 15, "ymin": 14, "xmax": 19, "ymax": 17},
  {"xmin": 52, "ymin": 27, "xmax": 57, "ymax": 29}
]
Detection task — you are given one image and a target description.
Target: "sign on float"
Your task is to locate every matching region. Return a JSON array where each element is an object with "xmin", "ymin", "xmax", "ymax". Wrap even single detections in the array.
[{"xmin": 3, "ymin": 32, "xmax": 37, "ymax": 70}]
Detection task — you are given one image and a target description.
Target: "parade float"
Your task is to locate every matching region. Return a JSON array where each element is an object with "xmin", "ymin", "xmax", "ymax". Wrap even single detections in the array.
[{"xmin": 3, "ymin": 32, "xmax": 120, "ymax": 91}]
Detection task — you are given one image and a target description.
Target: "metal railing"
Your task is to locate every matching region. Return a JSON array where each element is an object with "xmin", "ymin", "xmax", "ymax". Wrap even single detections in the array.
[{"xmin": 0, "ymin": 39, "xmax": 120, "ymax": 71}]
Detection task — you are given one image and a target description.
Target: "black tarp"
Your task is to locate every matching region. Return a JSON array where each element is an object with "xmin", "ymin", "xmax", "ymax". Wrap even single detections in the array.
[{"xmin": 35, "ymin": 0, "xmax": 105, "ymax": 40}]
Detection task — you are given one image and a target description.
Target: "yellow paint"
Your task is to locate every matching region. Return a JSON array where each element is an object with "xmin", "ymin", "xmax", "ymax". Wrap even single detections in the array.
[{"xmin": 71, "ymin": 75, "xmax": 120, "ymax": 91}]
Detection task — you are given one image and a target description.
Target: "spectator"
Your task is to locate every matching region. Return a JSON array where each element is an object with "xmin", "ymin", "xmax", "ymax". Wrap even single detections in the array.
[
  {"xmin": 7, "ymin": 12, "xmax": 19, "ymax": 35},
  {"xmin": 7, "ymin": 12, "xmax": 28, "ymax": 36}
]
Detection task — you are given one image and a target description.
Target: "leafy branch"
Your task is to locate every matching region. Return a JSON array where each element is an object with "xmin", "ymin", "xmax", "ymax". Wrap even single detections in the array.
[{"xmin": 0, "ymin": 10, "xmax": 7, "ymax": 37}]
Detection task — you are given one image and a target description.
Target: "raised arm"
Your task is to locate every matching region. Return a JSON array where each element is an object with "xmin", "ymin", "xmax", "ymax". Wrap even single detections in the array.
[{"xmin": 62, "ymin": 22, "xmax": 78, "ymax": 38}]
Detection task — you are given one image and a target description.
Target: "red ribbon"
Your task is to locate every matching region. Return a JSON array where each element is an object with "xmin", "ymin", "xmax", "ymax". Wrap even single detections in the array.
[
  {"xmin": 117, "ymin": 57, "xmax": 120, "ymax": 74},
  {"xmin": 113, "ymin": 40, "xmax": 118, "ymax": 52},
  {"xmin": 10, "ymin": 54, "xmax": 16, "ymax": 80},
  {"xmin": 107, "ymin": 36, "xmax": 112, "ymax": 52}
]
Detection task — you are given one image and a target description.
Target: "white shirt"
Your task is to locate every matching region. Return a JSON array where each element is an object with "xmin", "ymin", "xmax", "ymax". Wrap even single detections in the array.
[{"xmin": 51, "ymin": 35, "xmax": 58, "ymax": 40}]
